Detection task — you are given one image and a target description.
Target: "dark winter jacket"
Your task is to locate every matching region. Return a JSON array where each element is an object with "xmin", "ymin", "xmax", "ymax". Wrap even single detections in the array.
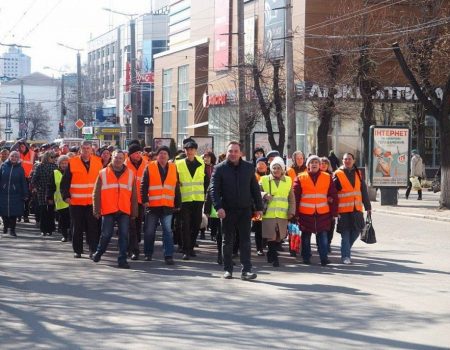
[
  {"xmin": 32, "ymin": 162, "xmax": 57, "ymax": 206},
  {"xmin": 0, "ymin": 160, "xmax": 28, "ymax": 217},
  {"xmin": 210, "ymin": 158, "xmax": 263, "ymax": 211},
  {"xmin": 293, "ymin": 170, "xmax": 338, "ymax": 233}
]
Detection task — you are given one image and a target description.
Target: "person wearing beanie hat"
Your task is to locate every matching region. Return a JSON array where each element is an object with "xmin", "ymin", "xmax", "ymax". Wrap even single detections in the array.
[
  {"xmin": 253, "ymin": 156, "xmax": 268, "ymax": 257},
  {"xmin": 176, "ymin": 136, "xmax": 205, "ymax": 260},
  {"xmin": 260, "ymin": 156, "xmax": 295, "ymax": 267},
  {"xmin": 252, "ymin": 147, "xmax": 265, "ymax": 166},
  {"xmin": 266, "ymin": 150, "xmax": 280, "ymax": 163},
  {"xmin": 405, "ymin": 149, "xmax": 425, "ymax": 200},
  {"xmin": 125, "ymin": 140, "xmax": 149, "ymax": 260},
  {"xmin": 293, "ymin": 154, "xmax": 338, "ymax": 266},
  {"xmin": 141, "ymin": 142, "xmax": 181, "ymax": 265}
]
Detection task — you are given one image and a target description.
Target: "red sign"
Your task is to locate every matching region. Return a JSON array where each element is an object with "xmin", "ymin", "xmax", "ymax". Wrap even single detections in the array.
[
  {"xmin": 124, "ymin": 104, "xmax": 132, "ymax": 113},
  {"xmin": 203, "ymin": 93, "xmax": 228, "ymax": 107},
  {"xmin": 137, "ymin": 71, "xmax": 154, "ymax": 84},
  {"xmin": 125, "ymin": 62, "xmax": 131, "ymax": 92},
  {"xmin": 75, "ymin": 119, "xmax": 85, "ymax": 129},
  {"xmin": 213, "ymin": 0, "xmax": 231, "ymax": 71}
]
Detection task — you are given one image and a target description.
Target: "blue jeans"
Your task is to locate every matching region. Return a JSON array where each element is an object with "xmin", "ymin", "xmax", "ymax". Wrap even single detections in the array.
[
  {"xmin": 340, "ymin": 228, "xmax": 360, "ymax": 260},
  {"xmin": 302, "ymin": 231, "xmax": 329, "ymax": 262},
  {"xmin": 96, "ymin": 213, "xmax": 129, "ymax": 264},
  {"xmin": 144, "ymin": 211, "xmax": 174, "ymax": 258}
]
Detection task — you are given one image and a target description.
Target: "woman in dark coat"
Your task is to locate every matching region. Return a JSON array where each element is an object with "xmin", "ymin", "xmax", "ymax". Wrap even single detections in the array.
[
  {"xmin": 0, "ymin": 151, "xmax": 29, "ymax": 236},
  {"xmin": 32, "ymin": 151, "xmax": 58, "ymax": 236}
]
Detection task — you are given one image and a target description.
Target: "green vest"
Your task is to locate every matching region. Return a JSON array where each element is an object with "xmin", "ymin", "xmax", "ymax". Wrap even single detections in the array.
[
  {"xmin": 260, "ymin": 175, "xmax": 291, "ymax": 219},
  {"xmin": 176, "ymin": 156, "xmax": 205, "ymax": 202},
  {"xmin": 54, "ymin": 169, "xmax": 69, "ymax": 210}
]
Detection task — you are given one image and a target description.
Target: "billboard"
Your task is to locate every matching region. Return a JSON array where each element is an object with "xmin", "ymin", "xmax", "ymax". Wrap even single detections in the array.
[
  {"xmin": 244, "ymin": 16, "xmax": 256, "ymax": 63},
  {"xmin": 213, "ymin": 0, "xmax": 231, "ymax": 71},
  {"xmin": 369, "ymin": 126, "xmax": 411, "ymax": 187},
  {"xmin": 190, "ymin": 136, "xmax": 214, "ymax": 155},
  {"xmin": 264, "ymin": 0, "xmax": 285, "ymax": 59},
  {"xmin": 252, "ymin": 131, "xmax": 280, "ymax": 156}
]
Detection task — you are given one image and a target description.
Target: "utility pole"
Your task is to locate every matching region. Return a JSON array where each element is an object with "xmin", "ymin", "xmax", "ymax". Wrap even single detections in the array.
[
  {"xmin": 237, "ymin": 0, "xmax": 248, "ymax": 158},
  {"xmin": 19, "ymin": 79, "xmax": 25, "ymax": 139},
  {"xmin": 76, "ymin": 51, "xmax": 82, "ymax": 138},
  {"xmin": 285, "ymin": 0, "xmax": 296, "ymax": 159},
  {"xmin": 60, "ymin": 75, "xmax": 65, "ymax": 137},
  {"xmin": 130, "ymin": 19, "xmax": 138, "ymax": 140}
]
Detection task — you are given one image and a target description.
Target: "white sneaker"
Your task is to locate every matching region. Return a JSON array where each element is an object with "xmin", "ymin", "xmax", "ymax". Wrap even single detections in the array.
[{"xmin": 343, "ymin": 257, "xmax": 351, "ymax": 264}]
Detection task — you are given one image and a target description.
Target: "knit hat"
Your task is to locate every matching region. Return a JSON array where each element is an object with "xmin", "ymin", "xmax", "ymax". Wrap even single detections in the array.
[
  {"xmin": 411, "ymin": 149, "xmax": 418, "ymax": 155},
  {"xmin": 128, "ymin": 142, "xmax": 142, "ymax": 155},
  {"xmin": 156, "ymin": 145, "xmax": 171, "ymax": 157},
  {"xmin": 270, "ymin": 156, "xmax": 286, "ymax": 172},
  {"xmin": 183, "ymin": 137, "xmax": 198, "ymax": 149},
  {"xmin": 306, "ymin": 155, "xmax": 320, "ymax": 167},
  {"xmin": 266, "ymin": 150, "xmax": 280, "ymax": 159},
  {"xmin": 256, "ymin": 156, "xmax": 267, "ymax": 164}
]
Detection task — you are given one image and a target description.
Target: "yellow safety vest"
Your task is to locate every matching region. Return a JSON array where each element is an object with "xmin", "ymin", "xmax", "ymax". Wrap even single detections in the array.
[
  {"xmin": 176, "ymin": 156, "xmax": 205, "ymax": 202},
  {"xmin": 54, "ymin": 169, "xmax": 69, "ymax": 210},
  {"xmin": 260, "ymin": 175, "xmax": 292, "ymax": 219}
]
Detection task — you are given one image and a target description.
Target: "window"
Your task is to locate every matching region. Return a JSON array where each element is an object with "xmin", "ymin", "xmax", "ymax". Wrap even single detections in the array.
[
  {"xmin": 162, "ymin": 69, "xmax": 173, "ymax": 138},
  {"xmin": 177, "ymin": 65, "xmax": 189, "ymax": 145}
]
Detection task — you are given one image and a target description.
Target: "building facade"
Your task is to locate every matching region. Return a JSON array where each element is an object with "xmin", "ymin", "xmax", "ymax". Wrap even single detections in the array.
[{"xmin": 0, "ymin": 47, "xmax": 31, "ymax": 79}]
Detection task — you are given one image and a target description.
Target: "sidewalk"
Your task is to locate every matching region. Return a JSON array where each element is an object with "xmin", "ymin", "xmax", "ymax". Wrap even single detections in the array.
[{"xmin": 371, "ymin": 188, "xmax": 450, "ymax": 222}]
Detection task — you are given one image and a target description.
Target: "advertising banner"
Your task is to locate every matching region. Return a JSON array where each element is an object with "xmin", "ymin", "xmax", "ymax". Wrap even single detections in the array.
[
  {"xmin": 190, "ymin": 136, "xmax": 214, "ymax": 155},
  {"xmin": 252, "ymin": 131, "xmax": 280, "ymax": 156},
  {"xmin": 369, "ymin": 126, "xmax": 410, "ymax": 187},
  {"xmin": 213, "ymin": 0, "xmax": 231, "ymax": 71},
  {"xmin": 264, "ymin": 0, "xmax": 285, "ymax": 59}
]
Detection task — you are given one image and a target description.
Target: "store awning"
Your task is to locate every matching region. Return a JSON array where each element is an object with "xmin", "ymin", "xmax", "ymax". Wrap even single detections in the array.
[{"xmin": 185, "ymin": 121, "xmax": 209, "ymax": 129}]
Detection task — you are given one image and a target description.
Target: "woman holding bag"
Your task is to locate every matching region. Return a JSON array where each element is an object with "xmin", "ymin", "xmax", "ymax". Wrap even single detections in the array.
[{"xmin": 260, "ymin": 157, "xmax": 295, "ymax": 267}]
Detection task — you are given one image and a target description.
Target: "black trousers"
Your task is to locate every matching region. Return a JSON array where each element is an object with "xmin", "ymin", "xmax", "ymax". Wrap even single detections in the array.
[
  {"xmin": 39, "ymin": 204, "xmax": 55, "ymax": 234},
  {"xmin": 222, "ymin": 207, "xmax": 252, "ymax": 273},
  {"xmin": 2, "ymin": 216, "xmax": 17, "ymax": 232},
  {"xmin": 70, "ymin": 205, "xmax": 100, "ymax": 255},
  {"xmin": 252, "ymin": 220, "xmax": 263, "ymax": 252},
  {"xmin": 180, "ymin": 201, "xmax": 203, "ymax": 253},
  {"xmin": 210, "ymin": 217, "xmax": 222, "ymax": 257},
  {"xmin": 128, "ymin": 204, "xmax": 144, "ymax": 255}
]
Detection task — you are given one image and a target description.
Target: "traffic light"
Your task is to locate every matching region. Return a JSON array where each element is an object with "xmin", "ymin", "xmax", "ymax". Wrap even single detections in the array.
[{"xmin": 59, "ymin": 122, "xmax": 64, "ymax": 133}]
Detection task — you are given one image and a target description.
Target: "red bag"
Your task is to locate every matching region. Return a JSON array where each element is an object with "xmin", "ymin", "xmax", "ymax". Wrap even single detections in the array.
[{"xmin": 289, "ymin": 234, "xmax": 301, "ymax": 253}]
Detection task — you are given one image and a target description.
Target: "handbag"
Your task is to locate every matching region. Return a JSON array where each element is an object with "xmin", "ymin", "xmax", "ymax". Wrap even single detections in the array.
[
  {"xmin": 410, "ymin": 176, "xmax": 422, "ymax": 191},
  {"xmin": 360, "ymin": 212, "xmax": 376, "ymax": 244}
]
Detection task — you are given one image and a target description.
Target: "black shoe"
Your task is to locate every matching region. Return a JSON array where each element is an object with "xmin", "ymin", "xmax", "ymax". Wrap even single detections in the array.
[
  {"xmin": 302, "ymin": 259, "xmax": 311, "ymax": 265},
  {"xmin": 190, "ymin": 250, "xmax": 197, "ymax": 257},
  {"xmin": 47, "ymin": 232, "xmax": 52, "ymax": 236},
  {"xmin": 164, "ymin": 257, "xmax": 175, "ymax": 265},
  {"xmin": 321, "ymin": 259, "xmax": 331, "ymax": 266},
  {"xmin": 267, "ymin": 251, "xmax": 274, "ymax": 264},
  {"xmin": 41, "ymin": 232, "xmax": 46, "ymax": 236},
  {"xmin": 118, "ymin": 261, "xmax": 130, "ymax": 269},
  {"xmin": 418, "ymin": 197, "xmax": 422, "ymax": 200},
  {"xmin": 61, "ymin": 237, "xmax": 67, "ymax": 242},
  {"xmin": 74, "ymin": 253, "xmax": 82, "ymax": 258},
  {"xmin": 92, "ymin": 252, "xmax": 101, "ymax": 263},
  {"xmin": 131, "ymin": 254, "xmax": 139, "ymax": 261},
  {"xmin": 9, "ymin": 230, "xmax": 17, "ymax": 237},
  {"xmin": 241, "ymin": 272, "xmax": 257, "ymax": 281},
  {"xmin": 17, "ymin": 217, "xmax": 22, "ymax": 222},
  {"xmin": 289, "ymin": 250, "xmax": 297, "ymax": 257},
  {"xmin": 273, "ymin": 259, "xmax": 280, "ymax": 267},
  {"xmin": 23, "ymin": 217, "xmax": 30, "ymax": 223},
  {"xmin": 144, "ymin": 255, "xmax": 152, "ymax": 261},
  {"xmin": 257, "ymin": 250, "xmax": 265, "ymax": 256},
  {"xmin": 182, "ymin": 254, "xmax": 190, "ymax": 260},
  {"xmin": 194, "ymin": 243, "xmax": 199, "ymax": 248}
]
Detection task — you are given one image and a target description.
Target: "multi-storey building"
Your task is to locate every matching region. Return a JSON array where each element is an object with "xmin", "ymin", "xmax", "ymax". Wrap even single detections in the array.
[{"xmin": 0, "ymin": 46, "xmax": 31, "ymax": 79}]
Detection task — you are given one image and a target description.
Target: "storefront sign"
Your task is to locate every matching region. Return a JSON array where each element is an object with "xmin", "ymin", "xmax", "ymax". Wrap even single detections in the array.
[
  {"xmin": 203, "ymin": 93, "xmax": 228, "ymax": 107},
  {"xmin": 213, "ymin": 0, "xmax": 231, "ymax": 71},
  {"xmin": 369, "ymin": 126, "xmax": 410, "ymax": 187},
  {"xmin": 99, "ymin": 128, "xmax": 121, "ymax": 134}
]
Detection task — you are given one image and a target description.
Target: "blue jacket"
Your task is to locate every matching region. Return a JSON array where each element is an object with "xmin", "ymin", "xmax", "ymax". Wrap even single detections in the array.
[{"xmin": 0, "ymin": 160, "xmax": 29, "ymax": 217}]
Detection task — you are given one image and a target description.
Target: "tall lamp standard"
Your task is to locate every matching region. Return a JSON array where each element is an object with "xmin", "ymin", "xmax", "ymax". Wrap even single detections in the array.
[
  {"xmin": 102, "ymin": 8, "xmax": 139, "ymax": 141},
  {"xmin": 57, "ymin": 43, "xmax": 83, "ymax": 137},
  {"xmin": 44, "ymin": 66, "xmax": 68, "ymax": 137}
]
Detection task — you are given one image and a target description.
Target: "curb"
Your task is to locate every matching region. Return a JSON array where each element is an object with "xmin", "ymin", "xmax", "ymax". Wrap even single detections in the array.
[{"xmin": 373, "ymin": 208, "xmax": 450, "ymax": 223}]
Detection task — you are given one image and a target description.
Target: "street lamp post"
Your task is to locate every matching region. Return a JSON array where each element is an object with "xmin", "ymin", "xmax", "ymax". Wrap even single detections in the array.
[
  {"xmin": 44, "ymin": 66, "xmax": 68, "ymax": 137},
  {"xmin": 57, "ymin": 43, "xmax": 83, "ymax": 138}
]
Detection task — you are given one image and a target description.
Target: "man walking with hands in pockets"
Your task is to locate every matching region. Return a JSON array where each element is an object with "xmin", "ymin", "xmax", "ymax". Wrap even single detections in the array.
[{"xmin": 210, "ymin": 141, "xmax": 263, "ymax": 280}]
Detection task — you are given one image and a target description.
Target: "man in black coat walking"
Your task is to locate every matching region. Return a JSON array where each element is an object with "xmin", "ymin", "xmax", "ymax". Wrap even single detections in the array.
[{"xmin": 210, "ymin": 141, "xmax": 263, "ymax": 280}]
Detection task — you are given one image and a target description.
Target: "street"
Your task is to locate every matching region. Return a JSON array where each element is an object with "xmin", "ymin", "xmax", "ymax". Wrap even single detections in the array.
[{"xmin": 1, "ymin": 211, "xmax": 449, "ymax": 349}]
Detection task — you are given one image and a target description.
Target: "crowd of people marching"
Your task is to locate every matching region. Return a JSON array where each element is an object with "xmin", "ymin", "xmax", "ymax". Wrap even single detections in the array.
[{"xmin": 0, "ymin": 137, "xmax": 371, "ymax": 280}]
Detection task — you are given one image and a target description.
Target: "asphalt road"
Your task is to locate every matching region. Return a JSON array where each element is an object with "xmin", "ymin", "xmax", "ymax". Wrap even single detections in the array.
[{"xmin": 1, "ymin": 212, "xmax": 449, "ymax": 350}]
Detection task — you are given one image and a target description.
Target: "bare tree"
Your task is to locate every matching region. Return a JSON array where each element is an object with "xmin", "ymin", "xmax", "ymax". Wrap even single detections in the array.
[{"xmin": 25, "ymin": 102, "xmax": 51, "ymax": 140}]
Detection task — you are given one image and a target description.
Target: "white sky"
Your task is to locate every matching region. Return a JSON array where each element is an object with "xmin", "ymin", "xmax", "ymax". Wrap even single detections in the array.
[{"xmin": 0, "ymin": 0, "xmax": 156, "ymax": 77}]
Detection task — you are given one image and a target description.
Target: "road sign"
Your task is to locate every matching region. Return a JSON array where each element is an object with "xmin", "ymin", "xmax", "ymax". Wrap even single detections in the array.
[
  {"xmin": 124, "ymin": 105, "xmax": 132, "ymax": 113},
  {"xmin": 75, "ymin": 119, "xmax": 85, "ymax": 129},
  {"xmin": 82, "ymin": 126, "xmax": 93, "ymax": 135}
]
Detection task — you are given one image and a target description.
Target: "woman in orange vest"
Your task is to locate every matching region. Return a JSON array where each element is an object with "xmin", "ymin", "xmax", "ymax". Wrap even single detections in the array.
[
  {"xmin": 286, "ymin": 150, "xmax": 306, "ymax": 184},
  {"xmin": 141, "ymin": 146, "xmax": 181, "ymax": 265},
  {"xmin": 91, "ymin": 150, "xmax": 138, "ymax": 269},
  {"xmin": 333, "ymin": 153, "xmax": 371, "ymax": 264},
  {"xmin": 293, "ymin": 155, "xmax": 338, "ymax": 266}
]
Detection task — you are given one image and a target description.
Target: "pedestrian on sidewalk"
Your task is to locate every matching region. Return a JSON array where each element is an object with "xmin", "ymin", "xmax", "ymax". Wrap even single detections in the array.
[
  {"xmin": 141, "ymin": 146, "xmax": 180, "ymax": 265},
  {"xmin": 406, "ymin": 149, "xmax": 426, "ymax": 200},
  {"xmin": 294, "ymin": 155, "xmax": 338, "ymax": 266},
  {"xmin": 92, "ymin": 150, "xmax": 138, "ymax": 269},
  {"xmin": 210, "ymin": 141, "xmax": 263, "ymax": 280},
  {"xmin": 333, "ymin": 153, "xmax": 371, "ymax": 264},
  {"xmin": 0, "ymin": 151, "xmax": 28, "ymax": 237}
]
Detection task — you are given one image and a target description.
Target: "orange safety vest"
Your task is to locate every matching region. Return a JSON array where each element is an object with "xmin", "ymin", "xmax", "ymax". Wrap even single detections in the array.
[
  {"xmin": 298, "ymin": 172, "xmax": 331, "ymax": 215},
  {"xmin": 99, "ymin": 166, "xmax": 134, "ymax": 215},
  {"xmin": 69, "ymin": 156, "xmax": 103, "ymax": 206},
  {"xmin": 20, "ymin": 150, "xmax": 34, "ymax": 177},
  {"xmin": 147, "ymin": 161, "xmax": 177, "ymax": 207},
  {"xmin": 335, "ymin": 169, "xmax": 363, "ymax": 213},
  {"xmin": 125, "ymin": 157, "xmax": 148, "ymax": 204}
]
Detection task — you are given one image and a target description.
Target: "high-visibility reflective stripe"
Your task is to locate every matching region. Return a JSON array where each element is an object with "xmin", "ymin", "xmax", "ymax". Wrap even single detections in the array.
[
  {"xmin": 300, "ymin": 202, "xmax": 329, "ymax": 208},
  {"xmin": 181, "ymin": 190, "xmax": 204, "ymax": 197},
  {"xmin": 148, "ymin": 184, "xmax": 175, "ymax": 190},
  {"xmin": 265, "ymin": 207, "xmax": 289, "ymax": 212},
  {"xmin": 338, "ymin": 201, "xmax": 362, "ymax": 208},
  {"xmin": 70, "ymin": 193, "xmax": 92, "ymax": 198},
  {"xmin": 102, "ymin": 184, "xmax": 132, "ymax": 190},
  {"xmin": 70, "ymin": 183, "xmax": 95, "ymax": 189},
  {"xmin": 148, "ymin": 195, "xmax": 175, "ymax": 201},
  {"xmin": 338, "ymin": 191, "xmax": 362, "ymax": 198},
  {"xmin": 271, "ymin": 197, "xmax": 289, "ymax": 203},
  {"xmin": 301, "ymin": 193, "xmax": 327, "ymax": 199},
  {"xmin": 22, "ymin": 161, "xmax": 33, "ymax": 165},
  {"xmin": 180, "ymin": 181, "xmax": 203, "ymax": 186}
]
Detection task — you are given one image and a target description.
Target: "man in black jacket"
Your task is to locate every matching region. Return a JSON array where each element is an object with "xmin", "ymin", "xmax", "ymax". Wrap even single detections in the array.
[{"xmin": 210, "ymin": 141, "xmax": 263, "ymax": 280}]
